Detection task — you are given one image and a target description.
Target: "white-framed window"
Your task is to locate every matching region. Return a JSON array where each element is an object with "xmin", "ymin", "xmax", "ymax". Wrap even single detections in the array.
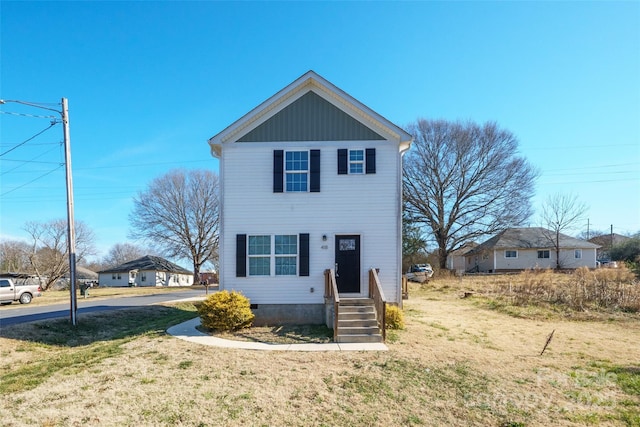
[
  {"xmin": 275, "ymin": 235, "xmax": 297, "ymax": 275},
  {"xmin": 349, "ymin": 149, "xmax": 364, "ymax": 174},
  {"xmin": 482, "ymin": 253, "xmax": 489, "ymax": 260},
  {"xmin": 141, "ymin": 272, "xmax": 147, "ymax": 282},
  {"xmin": 575, "ymin": 249, "xmax": 582, "ymax": 259},
  {"xmin": 505, "ymin": 250, "xmax": 518, "ymax": 258},
  {"xmin": 285, "ymin": 151, "xmax": 308, "ymax": 192},
  {"xmin": 117, "ymin": 273, "xmax": 122, "ymax": 280},
  {"xmin": 248, "ymin": 234, "xmax": 298, "ymax": 276},
  {"xmin": 249, "ymin": 235, "xmax": 271, "ymax": 276},
  {"xmin": 112, "ymin": 274, "xmax": 116, "ymax": 280},
  {"xmin": 537, "ymin": 250, "xmax": 550, "ymax": 259}
]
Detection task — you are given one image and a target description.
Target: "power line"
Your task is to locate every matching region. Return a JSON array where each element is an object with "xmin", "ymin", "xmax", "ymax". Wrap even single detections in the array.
[
  {"xmin": 543, "ymin": 162, "xmax": 639, "ymax": 172},
  {"xmin": 0, "ymin": 164, "xmax": 64, "ymax": 196},
  {"xmin": 0, "ymin": 122, "xmax": 58, "ymax": 157},
  {"xmin": 0, "ymin": 110, "xmax": 59, "ymax": 120},
  {"xmin": 0, "ymin": 145, "xmax": 62, "ymax": 176}
]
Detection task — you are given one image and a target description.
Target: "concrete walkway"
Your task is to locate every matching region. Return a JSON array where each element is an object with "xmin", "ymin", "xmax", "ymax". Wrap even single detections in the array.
[{"xmin": 166, "ymin": 317, "xmax": 388, "ymax": 352}]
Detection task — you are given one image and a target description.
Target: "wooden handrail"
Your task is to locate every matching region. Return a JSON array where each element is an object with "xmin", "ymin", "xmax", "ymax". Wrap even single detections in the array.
[
  {"xmin": 402, "ymin": 275, "xmax": 409, "ymax": 299},
  {"xmin": 324, "ymin": 269, "xmax": 340, "ymax": 341},
  {"xmin": 368, "ymin": 269, "xmax": 386, "ymax": 341}
]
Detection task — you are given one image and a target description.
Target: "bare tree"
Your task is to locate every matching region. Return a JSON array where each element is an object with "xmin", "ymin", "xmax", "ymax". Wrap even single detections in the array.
[
  {"xmin": 23, "ymin": 219, "xmax": 96, "ymax": 290},
  {"xmin": 404, "ymin": 119, "xmax": 538, "ymax": 269},
  {"xmin": 541, "ymin": 193, "xmax": 588, "ymax": 269},
  {"xmin": 102, "ymin": 242, "xmax": 147, "ymax": 268},
  {"xmin": 0, "ymin": 239, "xmax": 31, "ymax": 273},
  {"xmin": 129, "ymin": 169, "xmax": 220, "ymax": 282}
]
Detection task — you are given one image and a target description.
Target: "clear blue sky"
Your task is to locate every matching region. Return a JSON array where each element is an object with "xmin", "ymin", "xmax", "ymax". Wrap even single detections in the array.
[{"xmin": 1, "ymin": 1, "xmax": 639, "ymax": 261}]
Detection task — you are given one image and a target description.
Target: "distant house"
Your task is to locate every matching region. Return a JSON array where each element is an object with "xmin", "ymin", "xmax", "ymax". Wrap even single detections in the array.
[
  {"xmin": 465, "ymin": 227, "xmax": 599, "ymax": 272},
  {"xmin": 98, "ymin": 255, "xmax": 194, "ymax": 287},
  {"xmin": 446, "ymin": 242, "xmax": 478, "ymax": 272},
  {"xmin": 588, "ymin": 233, "xmax": 631, "ymax": 262}
]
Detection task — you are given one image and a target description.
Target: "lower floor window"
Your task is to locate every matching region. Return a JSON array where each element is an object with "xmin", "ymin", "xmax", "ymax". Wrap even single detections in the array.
[
  {"xmin": 249, "ymin": 234, "xmax": 298, "ymax": 276},
  {"xmin": 505, "ymin": 250, "xmax": 518, "ymax": 258},
  {"xmin": 575, "ymin": 249, "xmax": 582, "ymax": 259},
  {"xmin": 538, "ymin": 250, "xmax": 550, "ymax": 259}
]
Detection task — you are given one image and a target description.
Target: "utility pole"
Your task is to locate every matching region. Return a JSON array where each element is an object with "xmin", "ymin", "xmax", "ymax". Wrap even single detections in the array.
[
  {"xmin": 62, "ymin": 98, "xmax": 78, "ymax": 326},
  {"xmin": 0, "ymin": 97, "xmax": 78, "ymax": 325},
  {"xmin": 611, "ymin": 224, "xmax": 614, "ymax": 253}
]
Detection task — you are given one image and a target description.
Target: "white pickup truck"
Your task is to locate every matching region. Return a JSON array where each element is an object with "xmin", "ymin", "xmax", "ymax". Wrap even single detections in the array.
[{"xmin": 0, "ymin": 278, "xmax": 42, "ymax": 305}]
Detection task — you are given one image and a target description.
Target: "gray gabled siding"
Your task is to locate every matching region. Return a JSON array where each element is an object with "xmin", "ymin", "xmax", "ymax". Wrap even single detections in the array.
[{"xmin": 238, "ymin": 91, "xmax": 385, "ymax": 142}]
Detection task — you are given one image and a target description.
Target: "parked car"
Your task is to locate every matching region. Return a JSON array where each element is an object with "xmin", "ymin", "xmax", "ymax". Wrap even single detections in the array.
[
  {"xmin": 406, "ymin": 264, "xmax": 434, "ymax": 283},
  {"xmin": 0, "ymin": 278, "xmax": 42, "ymax": 305}
]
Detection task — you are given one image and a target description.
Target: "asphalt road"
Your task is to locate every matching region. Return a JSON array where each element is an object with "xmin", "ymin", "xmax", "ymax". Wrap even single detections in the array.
[{"xmin": 0, "ymin": 289, "xmax": 207, "ymax": 327}]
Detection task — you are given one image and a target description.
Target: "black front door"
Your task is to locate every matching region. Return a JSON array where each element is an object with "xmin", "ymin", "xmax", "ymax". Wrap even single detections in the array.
[{"xmin": 335, "ymin": 235, "xmax": 360, "ymax": 293}]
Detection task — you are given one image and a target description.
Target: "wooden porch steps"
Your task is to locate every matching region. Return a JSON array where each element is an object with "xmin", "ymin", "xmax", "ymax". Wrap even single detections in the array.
[{"xmin": 336, "ymin": 298, "xmax": 383, "ymax": 343}]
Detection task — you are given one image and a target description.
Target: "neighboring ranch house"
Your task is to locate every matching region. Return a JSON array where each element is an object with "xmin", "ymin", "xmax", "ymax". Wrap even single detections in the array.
[
  {"xmin": 98, "ymin": 255, "xmax": 194, "ymax": 287},
  {"xmin": 208, "ymin": 70, "xmax": 413, "ymax": 333},
  {"xmin": 465, "ymin": 227, "xmax": 599, "ymax": 273}
]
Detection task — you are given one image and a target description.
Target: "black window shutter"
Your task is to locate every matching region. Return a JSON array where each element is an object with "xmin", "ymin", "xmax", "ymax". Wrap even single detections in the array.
[
  {"xmin": 337, "ymin": 149, "xmax": 348, "ymax": 175},
  {"xmin": 366, "ymin": 148, "xmax": 376, "ymax": 174},
  {"xmin": 273, "ymin": 150, "xmax": 284, "ymax": 193},
  {"xmin": 299, "ymin": 233, "xmax": 310, "ymax": 276},
  {"xmin": 236, "ymin": 234, "xmax": 247, "ymax": 277},
  {"xmin": 310, "ymin": 150, "xmax": 320, "ymax": 192}
]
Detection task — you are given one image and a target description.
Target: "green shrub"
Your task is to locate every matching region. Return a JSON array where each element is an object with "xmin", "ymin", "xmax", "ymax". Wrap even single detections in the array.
[
  {"xmin": 197, "ymin": 290, "xmax": 255, "ymax": 331},
  {"xmin": 385, "ymin": 305, "xmax": 405, "ymax": 330}
]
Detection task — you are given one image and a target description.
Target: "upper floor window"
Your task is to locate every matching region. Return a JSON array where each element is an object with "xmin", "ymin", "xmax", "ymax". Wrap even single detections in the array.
[
  {"xmin": 285, "ymin": 151, "xmax": 308, "ymax": 192},
  {"xmin": 338, "ymin": 148, "xmax": 376, "ymax": 175},
  {"xmin": 537, "ymin": 250, "xmax": 550, "ymax": 259},
  {"xmin": 505, "ymin": 250, "xmax": 518, "ymax": 258},
  {"xmin": 575, "ymin": 249, "xmax": 582, "ymax": 259},
  {"xmin": 349, "ymin": 150, "xmax": 364, "ymax": 174}
]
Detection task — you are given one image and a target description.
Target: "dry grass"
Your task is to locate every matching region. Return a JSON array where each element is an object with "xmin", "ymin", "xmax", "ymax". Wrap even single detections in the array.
[{"xmin": 0, "ymin": 273, "xmax": 638, "ymax": 427}]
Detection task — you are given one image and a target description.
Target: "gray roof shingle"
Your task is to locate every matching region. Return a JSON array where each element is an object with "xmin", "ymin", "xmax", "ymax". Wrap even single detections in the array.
[{"xmin": 467, "ymin": 227, "xmax": 599, "ymax": 254}]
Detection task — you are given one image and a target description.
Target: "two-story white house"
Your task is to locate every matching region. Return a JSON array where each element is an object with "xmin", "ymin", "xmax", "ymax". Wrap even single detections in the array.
[{"xmin": 208, "ymin": 71, "xmax": 412, "ymax": 336}]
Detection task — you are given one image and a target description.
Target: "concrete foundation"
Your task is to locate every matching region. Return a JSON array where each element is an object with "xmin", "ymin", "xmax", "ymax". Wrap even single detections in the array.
[{"xmin": 251, "ymin": 304, "xmax": 325, "ymax": 326}]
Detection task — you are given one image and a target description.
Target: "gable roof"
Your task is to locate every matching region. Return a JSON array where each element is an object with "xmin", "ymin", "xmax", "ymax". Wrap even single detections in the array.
[
  {"xmin": 447, "ymin": 242, "xmax": 479, "ymax": 257},
  {"xmin": 97, "ymin": 255, "xmax": 192, "ymax": 275},
  {"xmin": 467, "ymin": 227, "xmax": 599, "ymax": 254},
  {"xmin": 208, "ymin": 70, "xmax": 413, "ymax": 156}
]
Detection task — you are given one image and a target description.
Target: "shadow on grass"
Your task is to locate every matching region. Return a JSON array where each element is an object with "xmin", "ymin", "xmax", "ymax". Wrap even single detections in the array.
[{"xmin": 0, "ymin": 304, "xmax": 199, "ymax": 347}]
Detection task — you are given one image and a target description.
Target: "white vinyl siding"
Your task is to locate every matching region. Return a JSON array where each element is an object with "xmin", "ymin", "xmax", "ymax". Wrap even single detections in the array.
[{"xmin": 219, "ymin": 139, "xmax": 402, "ymax": 304}]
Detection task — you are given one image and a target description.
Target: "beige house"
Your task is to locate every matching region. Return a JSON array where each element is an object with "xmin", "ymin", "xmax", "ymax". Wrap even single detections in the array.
[
  {"xmin": 465, "ymin": 227, "xmax": 599, "ymax": 272},
  {"xmin": 98, "ymin": 255, "xmax": 193, "ymax": 287}
]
